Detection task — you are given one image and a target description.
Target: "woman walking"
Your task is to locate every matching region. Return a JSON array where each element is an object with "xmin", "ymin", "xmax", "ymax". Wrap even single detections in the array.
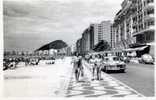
[
  {"xmin": 95, "ymin": 54, "xmax": 103, "ymax": 80},
  {"xmin": 89, "ymin": 55, "xmax": 96, "ymax": 80}
]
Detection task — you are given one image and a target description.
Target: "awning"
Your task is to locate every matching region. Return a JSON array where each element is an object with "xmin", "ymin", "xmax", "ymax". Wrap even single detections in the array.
[
  {"xmin": 146, "ymin": 42, "xmax": 155, "ymax": 46},
  {"xmin": 123, "ymin": 46, "xmax": 148, "ymax": 52},
  {"xmin": 133, "ymin": 27, "xmax": 154, "ymax": 36}
]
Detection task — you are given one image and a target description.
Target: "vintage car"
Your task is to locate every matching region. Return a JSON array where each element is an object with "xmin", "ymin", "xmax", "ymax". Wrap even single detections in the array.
[
  {"xmin": 141, "ymin": 54, "xmax": 154, "ymax": 64},
  {"xmin": 40, "ymin": 57, "xmax": 55, "ymax": 65},
  {"xmin": 29, "ymin": 58, "xmax": 39, "ymax": 65},
  {"xmin": 102, "ymin": 56, "xmax": 126, "ymax": 73},
  {"xmin": 47, "ymin": 57, "xmax": 55, "ymax": 64}
]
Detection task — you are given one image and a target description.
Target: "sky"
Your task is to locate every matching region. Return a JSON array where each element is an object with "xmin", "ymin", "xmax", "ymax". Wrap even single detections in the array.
[{"xmin": 3, "ymin": 0, "xmax": 123, "ymax": 51}]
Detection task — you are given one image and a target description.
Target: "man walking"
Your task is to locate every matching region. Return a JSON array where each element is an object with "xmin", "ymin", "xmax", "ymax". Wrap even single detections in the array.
[{"xmin": 71, "ymin": 53, "xmax": 83, "ymax": 82}]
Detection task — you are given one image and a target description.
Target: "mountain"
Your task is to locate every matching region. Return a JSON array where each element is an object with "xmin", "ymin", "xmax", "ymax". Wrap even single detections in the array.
[{"xmin": 36, "ymin": 40, "xmax": 68, "ymax": 51}]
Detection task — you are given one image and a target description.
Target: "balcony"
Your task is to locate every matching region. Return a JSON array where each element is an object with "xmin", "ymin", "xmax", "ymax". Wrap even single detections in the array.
[
  {"xmin": 144, "ymin": 2, "xmax": 154, "ymax": 10},
  {"xmin": 114, "ymin": 1, "xmax": 132, "ymax": 21},
  {"xmin": 132, "ymin": 22, "xmax": 138, "ymax": 27},
  {"xmin": 133, "ymin": 25, "xmax": 154, "ymax": 36},
  {"xmin": 146, "ymin": 26, "xmax": 155, "ymax": 30},
  {"xmin": 144, "ymin": 14, "xmax": 154, "ymax": 21},
  {"xmin": 130, "ymin": 3, "xmax": 137, "ymax": 11}
]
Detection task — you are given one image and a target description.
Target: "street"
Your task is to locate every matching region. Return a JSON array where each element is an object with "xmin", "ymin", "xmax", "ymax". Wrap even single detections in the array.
[
  {"xmin": 4, "ymin": 57, "xmax": 153, "ymax": 97},
  {"xmin": 109, "ymin": 63, "xmax": 155, "ymax": 97}
]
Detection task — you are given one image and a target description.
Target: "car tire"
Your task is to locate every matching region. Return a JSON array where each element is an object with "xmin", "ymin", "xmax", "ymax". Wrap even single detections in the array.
[{"xmin": 103, "ymin": 66, "xmax": 106, "ymax": 72}]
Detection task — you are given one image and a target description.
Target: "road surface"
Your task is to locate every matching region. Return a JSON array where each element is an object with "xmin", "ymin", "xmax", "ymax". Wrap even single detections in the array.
[{"xmin": 109, "ymin": 63, "xmax": 154, "ymax": 97}]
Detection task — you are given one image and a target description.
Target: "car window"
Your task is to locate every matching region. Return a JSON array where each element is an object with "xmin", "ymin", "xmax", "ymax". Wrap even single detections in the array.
[{"xmin": 104, "ymin": 58, "xmax": 109, "ymax": 61}]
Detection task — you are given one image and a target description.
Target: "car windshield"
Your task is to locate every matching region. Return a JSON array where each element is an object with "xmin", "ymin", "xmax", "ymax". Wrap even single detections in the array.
[{"xmin": 104, "ymin": 57, "xmax": 120, "ymax": 61}]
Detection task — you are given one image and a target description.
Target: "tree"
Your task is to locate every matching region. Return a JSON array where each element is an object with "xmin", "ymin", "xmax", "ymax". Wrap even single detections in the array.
[{"xmin": 93, "ymin": 40, "xmax": 111, "ymax": 52}]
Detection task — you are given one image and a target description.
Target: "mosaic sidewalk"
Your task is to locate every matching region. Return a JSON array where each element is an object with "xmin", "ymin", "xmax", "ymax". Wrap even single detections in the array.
[{"xmin": 65, "ymin": 61, "xmax": 144, "ymax": 97}]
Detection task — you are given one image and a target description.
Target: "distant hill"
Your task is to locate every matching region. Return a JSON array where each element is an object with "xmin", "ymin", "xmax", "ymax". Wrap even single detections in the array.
[{"xmin": 36, "ymin": 40, "xmax": 68, "ymax": 51}]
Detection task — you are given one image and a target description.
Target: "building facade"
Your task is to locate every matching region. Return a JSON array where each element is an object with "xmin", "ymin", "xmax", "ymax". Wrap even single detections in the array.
[
  {"xmin": 82, "ymin": 28, "xmax": 90, "ymax": 53},
  {"xmin": 112, "ymin": 0, "xmax": 154, "ymax": 50},
  {"xmin": 90, "ymin": 21, "xmax": 112, "ymax": 46},
  {"xmin": 76, "ymin": 39, "xmax": 81, "ymax": 54},
  {"xmin": 134, "ymin": 0, "xmax": 154, "ymax": 44},
  {"xmin": 76, "ymin": 20, "xmax": 112, "ymax": 55},
  {"xmin": 111, "ymin": 24, "xmax": 116, "ymax": 48}
]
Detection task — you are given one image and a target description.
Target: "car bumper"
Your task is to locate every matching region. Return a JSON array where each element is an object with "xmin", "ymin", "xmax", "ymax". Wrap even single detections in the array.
[{"xmin": 105, "ymin": 65, "xmax": 126, "ymax": 70}]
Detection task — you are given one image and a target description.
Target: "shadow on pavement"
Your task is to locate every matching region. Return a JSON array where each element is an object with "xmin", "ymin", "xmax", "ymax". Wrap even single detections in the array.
[{"xmin": 102, "ymin": 70, "xmax": 126, "ymax": 74}]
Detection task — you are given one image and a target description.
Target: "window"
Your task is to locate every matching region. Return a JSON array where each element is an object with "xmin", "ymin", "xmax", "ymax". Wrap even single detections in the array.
[
  {"xmin": 148, "ymin": 21, "xmax": 154, "ymax": 26},
  {"xmin": 147, "ymin": 0, "xmax": 153, "ymax": 3}
]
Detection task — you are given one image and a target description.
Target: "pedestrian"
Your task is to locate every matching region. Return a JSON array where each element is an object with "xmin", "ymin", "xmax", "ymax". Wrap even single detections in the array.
[
  {"xmin": 78, "ymin": 56, "xmax": 84, "ymax": 77},
  {"xmin": 71, "ymin": 53, "xmax": 81, "ymax": 82},
  {"xmin": 89, "ymin": 55, "xmax": 96, "ymax": 80},
  {"xmin": 95, "ymin": 54, "xmax": 103, "ymax": 80}
]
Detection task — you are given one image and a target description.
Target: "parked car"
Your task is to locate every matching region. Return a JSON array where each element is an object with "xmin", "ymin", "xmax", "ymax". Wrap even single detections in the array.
[
  {"xmin": 3, "ymin": 60, "xmax": 9, "ymax": 70},
  {"xmin": 141, "ymin": 54, "xmax": 154, "ymax": 64},
  {"xmin": 129, "ymin": 57, "xmax": 140, "ymax": 64},
  {"xmin": 3, "ymin": 58, "xmax": 18, "ymax": 70},
  {"xmin": 41, "ymin": 57, "xmax": 55, "ymax": 65},
  {"xmin": 29, "ymin": 58, "xmax": 39, "ymax": 65},
  {"xmin": 120, "ymin": 56, "xmax": 130, "ymax": 63},
  {"xmin": 49, "ymin": 57, "xmax": 55, "ymax": 64},
  {"xmin": 102, "ymin": 56, "xmax": 126, "ymax": 73}
]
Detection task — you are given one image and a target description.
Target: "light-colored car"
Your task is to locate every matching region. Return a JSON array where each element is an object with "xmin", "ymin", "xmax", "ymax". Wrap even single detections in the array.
[
  {"xmin": 130, "ymin": 58, "xmax": 140, "ymax": 64},
  {"xmin": 102, "ymin": 56, "xmax": 126, "ymax": 73},
  {"xmin": 43, "ymin": 57, "xmax": 55, "ymax": 65},
  {"xmin": 141, "ymin": 54, "xmax": 154, "ymax": 64}
]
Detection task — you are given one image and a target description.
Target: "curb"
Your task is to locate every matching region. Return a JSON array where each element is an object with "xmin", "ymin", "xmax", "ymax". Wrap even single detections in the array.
[{"xmin": 83, "ymin": 60, "xmax": 145, "ymax": 97}]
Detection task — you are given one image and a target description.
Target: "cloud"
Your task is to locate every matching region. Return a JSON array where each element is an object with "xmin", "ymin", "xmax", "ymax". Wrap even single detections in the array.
[{"xmin": 3, "ymin": 0, "xmax": 123, "ymax": 51}]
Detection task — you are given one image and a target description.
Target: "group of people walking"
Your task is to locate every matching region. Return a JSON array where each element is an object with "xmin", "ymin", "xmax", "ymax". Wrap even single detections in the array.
[{"xmin": 71, "ymin": 54, "xmax": 103, "ymax": 82}]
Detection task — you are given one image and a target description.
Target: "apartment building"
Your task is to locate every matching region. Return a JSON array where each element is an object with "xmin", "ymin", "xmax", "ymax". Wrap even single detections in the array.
[
  {"xmin": 112, "ymin": 0, "xmax": 154, "ymax": 57},
  {"xmin": 76, "ymin": 38, "xmax": 81, "ymax": 54},
  {"xmin": 83, "ymin": 28, "xmax": 90, "ymax": 53},
  {"xmin": 134, "ymin": 0, "xmax": 154, "ymax": 44},
  {"xmin": 91, "ymin": 21, "xmax": 112, "ymax": 46},
  {"xmin": 111, "ymin": 24, "xmax": 116, "ymax": 48},
  {"xmin": 112, "ymin": 0, "xmax": 154, "ymax": 48},
  {"xmin": 113, "ymin": 0, "xmax": 136, "ymax": 49},
  {"xmin": 76, "ymin": 21, "xmax": 112, "ymax": 55}
]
